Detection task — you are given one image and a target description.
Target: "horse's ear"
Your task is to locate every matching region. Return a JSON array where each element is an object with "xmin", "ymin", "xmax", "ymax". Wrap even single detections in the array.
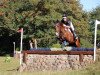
[
  {"xmin": 56, "ymin": 19, "xmax": 59, "ymax": 23},
  {"xmin": 53, "ymin": 20, "xmax": 59, "ymax": 24}
]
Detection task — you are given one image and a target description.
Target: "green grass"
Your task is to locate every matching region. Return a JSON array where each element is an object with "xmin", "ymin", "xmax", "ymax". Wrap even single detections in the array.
[
  {"xmin": 0, "ymin": 56, "xmax": 100, "ymax": 75},
  {"xmin": 0, "ymin": 57, "xmax": 19, "ymax": 71}
]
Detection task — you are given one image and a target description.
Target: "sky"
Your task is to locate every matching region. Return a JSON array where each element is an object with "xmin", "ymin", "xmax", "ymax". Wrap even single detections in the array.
[{"xmin": 80, "ymin": 0, "xmax": 100, "ymax": 11}]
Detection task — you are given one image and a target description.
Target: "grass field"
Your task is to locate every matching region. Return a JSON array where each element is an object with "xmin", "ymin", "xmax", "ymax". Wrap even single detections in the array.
[{"xmin": 0, "ymin": 56, "xmax": 100, "ymax": 75}]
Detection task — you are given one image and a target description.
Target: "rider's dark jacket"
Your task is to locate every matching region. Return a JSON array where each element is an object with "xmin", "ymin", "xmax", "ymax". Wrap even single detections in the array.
[
  {"xmin": 61, "ymin": 19, "xmax": 74, "ymax": 33},
  {"xmin": 61, "ymin": 19, "xmax": 70, "ymax": 26}
]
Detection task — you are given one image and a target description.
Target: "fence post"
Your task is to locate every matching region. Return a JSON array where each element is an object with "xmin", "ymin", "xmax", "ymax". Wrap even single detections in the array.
[
  {"xmin": 79, "ymin": 54, "xmax": 84, "ymax": 62},
  {"xmin": 23, "ymin": 52, "xmax": 27, "ymax": 64},
  {"xmin": 34, "ymin": 39, "xmax": 37, "ymax": 49}
]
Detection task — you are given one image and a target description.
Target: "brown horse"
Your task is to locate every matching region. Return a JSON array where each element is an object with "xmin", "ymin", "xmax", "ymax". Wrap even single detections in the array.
[{"xmin": 55, "ymin": 22, "xmax": 80, "ymax": 47}]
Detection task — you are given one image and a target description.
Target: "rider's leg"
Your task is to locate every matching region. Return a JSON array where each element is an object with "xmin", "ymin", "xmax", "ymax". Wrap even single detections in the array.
[
  {"xmin": 73, "ymin": 31, "xmax": 77, "ymax": 38},
  {"xmin": 70, "ymin": 28, "xmax": 78, "ymax": 39}
]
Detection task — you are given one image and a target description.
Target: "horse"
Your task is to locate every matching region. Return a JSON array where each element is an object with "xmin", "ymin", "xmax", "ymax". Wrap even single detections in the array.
[{"xmin": 55, "ymin": 22, "xmax": 80, "ymax": 47}]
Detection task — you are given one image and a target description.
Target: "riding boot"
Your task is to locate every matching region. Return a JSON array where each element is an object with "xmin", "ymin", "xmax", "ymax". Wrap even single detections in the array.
[
  {"xmin": 70, "ymin": 29, "xmax": 78, "ymax": 39},
  {"xmin": 73, "ymin": 31, "xmax": 78, "ymax": 39}
]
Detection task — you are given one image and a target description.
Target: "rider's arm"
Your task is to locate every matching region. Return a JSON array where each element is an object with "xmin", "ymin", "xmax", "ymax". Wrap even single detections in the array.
[
  {"xmin": 69, "ymin": 21, "xmax": 75, "ymax": 31},
  {"xmin": 63, "ymin": 24, "xmax": 71, "ymax": 28}
]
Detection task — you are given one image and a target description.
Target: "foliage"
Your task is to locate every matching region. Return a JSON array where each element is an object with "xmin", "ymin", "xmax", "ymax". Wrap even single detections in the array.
[
  {"xmin": 0, "ymin": 0, "xmax": 94, "ymax": 55},
  {"xmin": 51, "ymin": 43, "xmax": 61, "ymax": 48},
  {"xmin": 80, "ymin": 38, "xmax": 93, "ymax": 48},
  {"xmin": 89, "ymin": 6, "xmax": 100, "ymax": 45},
  {"xmin": 5, "ymin": 54, "xmax": 11, "ymax": 62}
]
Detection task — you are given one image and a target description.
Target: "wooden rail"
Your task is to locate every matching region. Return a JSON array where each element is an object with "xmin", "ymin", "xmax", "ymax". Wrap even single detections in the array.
[{"xmin": 22, "ymin": 50, "xmax": 94, "ymax": 63}]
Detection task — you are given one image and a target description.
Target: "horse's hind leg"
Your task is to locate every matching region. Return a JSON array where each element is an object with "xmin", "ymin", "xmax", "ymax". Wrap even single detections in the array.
[{"xmin": 75, "ymin": 38, "xmax": 80, "ymax": 47}]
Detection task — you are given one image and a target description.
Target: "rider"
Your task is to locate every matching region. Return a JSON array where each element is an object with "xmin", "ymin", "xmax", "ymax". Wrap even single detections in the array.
[{"xmin": 61, "ymin": 14, "xmax": 78, "ymax": 40}]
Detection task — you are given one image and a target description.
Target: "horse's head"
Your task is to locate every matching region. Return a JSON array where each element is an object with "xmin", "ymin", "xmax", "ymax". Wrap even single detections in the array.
[{"xmin": 54, "ymin": 20, "xmax": 61, "ymax": 35}]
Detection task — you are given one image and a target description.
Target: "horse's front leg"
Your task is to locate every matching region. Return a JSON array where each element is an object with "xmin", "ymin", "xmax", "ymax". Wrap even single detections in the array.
[
  {"xmin": 61, "ymin": 40, "xmax": 69, "ymax": 50},
  {"xmin": 63, "ymin": 40, "xmax": 69, "ymax": 46}
]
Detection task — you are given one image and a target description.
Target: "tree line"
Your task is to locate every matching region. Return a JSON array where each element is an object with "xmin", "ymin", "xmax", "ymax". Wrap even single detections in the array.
[{"xmin": 0, "ymin": 0, "xmax": 99, "ymax": 55}]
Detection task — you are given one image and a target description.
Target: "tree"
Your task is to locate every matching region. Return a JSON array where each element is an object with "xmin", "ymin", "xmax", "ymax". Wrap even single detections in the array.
[
  {"xmin": 0, "ymin": 0, "xmax": 93, "ymax": 55},
  {"xmin": 89, "ymin": 6, "xmax": 100, "ymax": 45}
]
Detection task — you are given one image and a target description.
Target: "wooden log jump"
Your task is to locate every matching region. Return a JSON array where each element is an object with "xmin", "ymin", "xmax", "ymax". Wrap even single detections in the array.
[
  {"xmin": 22, "ymin": 49, "xmax": 94, "ymax": 63},
  {"xmin": 26, "ymin": 47, "xmax": 94, "ymax": 51}
]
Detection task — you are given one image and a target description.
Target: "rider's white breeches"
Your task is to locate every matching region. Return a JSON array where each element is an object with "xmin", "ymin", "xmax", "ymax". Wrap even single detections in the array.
[{"xmin": 56, "ymin": 32, "xmax": 59, "ymax": 37}]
